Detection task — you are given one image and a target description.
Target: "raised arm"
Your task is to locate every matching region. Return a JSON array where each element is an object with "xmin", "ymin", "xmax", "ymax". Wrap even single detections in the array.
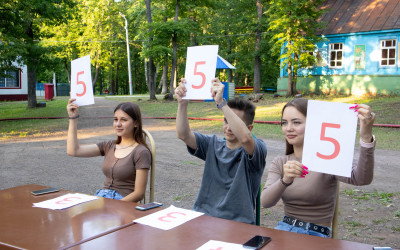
[
  {"xmin": 175, "ymin": 79, "xmax": 197, "ymax": 150},
  {"xmin": 337, "ymin": 103, "xmax": 375, "ymax": 185},
  {"xmin": 211, "ymin": 78, "xmax": 255, "ymax": 155},
  {"xmin": 66, "ymin": 98, "xmax": 101, "ymax": 157}
]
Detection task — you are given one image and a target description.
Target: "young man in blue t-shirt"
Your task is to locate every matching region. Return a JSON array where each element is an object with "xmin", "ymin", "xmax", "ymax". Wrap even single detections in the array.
[{"xmin": 175, "ymin": 78, "xmax": 267, "ymax": 224}]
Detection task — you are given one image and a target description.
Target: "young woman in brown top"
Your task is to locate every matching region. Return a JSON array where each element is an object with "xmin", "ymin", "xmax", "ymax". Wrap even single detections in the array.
[
  {"xmin": 261, "ymin": 98, "xmax": 375, "ymax": 237},
  {"xmin": 67, "ymin": 99, "xmax": 151, "ymax": 202}
]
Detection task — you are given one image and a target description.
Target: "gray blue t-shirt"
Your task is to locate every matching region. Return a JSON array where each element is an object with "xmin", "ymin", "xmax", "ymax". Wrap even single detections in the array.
[{"xmin": 188, "ymin": 132, "xmax": 267, "ymax": 224}]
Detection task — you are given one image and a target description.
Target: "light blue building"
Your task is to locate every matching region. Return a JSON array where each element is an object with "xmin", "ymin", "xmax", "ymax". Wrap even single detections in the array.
[{"xmin": 277, "ymin": 0, "xmax": 400, "ymax": 96}]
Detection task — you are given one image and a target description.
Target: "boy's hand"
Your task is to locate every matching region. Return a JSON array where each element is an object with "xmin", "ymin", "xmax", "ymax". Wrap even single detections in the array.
[
  {"xmin": 210, "ymin": 78, "xmax": 224, "ymax": 104},
  {"xmin": 175, "ymin": 78, "xmax": 189, "ymax": 104}
]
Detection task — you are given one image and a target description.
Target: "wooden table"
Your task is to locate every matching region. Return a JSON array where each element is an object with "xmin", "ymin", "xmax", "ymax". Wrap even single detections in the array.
[
  {"xmin": 67, "ymin": 213, "xmax": 375, "ymax": 250},
  {"xmin": 0, "ymin": 185, "xmax": 161, "ymax": 250}
]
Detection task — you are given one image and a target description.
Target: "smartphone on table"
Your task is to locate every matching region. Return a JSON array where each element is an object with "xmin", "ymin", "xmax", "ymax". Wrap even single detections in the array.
[
  {"xmin": 31, "ymin": 187, "xmax": 60, "ymax": 196},
  {"xmin": 135, "ymin": 202, "xmax": 163, "ymax": 211},
  {"xmin": 243, "ymin": 235, "xmax": 271, "ymax": 250}
]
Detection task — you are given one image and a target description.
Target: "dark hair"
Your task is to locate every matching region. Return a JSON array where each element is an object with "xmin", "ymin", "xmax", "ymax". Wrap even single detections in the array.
[
  {"xmin": 114, "ymin": 102, "xmax": 150, "ymax": 152},
  {"xmin": 227, "ymin": 98, "xmax": 256, "ymax": 125},
  {"xmin": 281, "ymin": 98, "xmax": 308, "ymax": 155}
]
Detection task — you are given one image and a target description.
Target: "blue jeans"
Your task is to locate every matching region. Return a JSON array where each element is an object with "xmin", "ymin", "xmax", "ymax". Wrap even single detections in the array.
[
  {"xmin": 95, "ymin": 189, "xmax": 124, "ymax": 200},
  {"xmin": 275, "ymin": 220, "xmax": 331, "ymax": 238}
]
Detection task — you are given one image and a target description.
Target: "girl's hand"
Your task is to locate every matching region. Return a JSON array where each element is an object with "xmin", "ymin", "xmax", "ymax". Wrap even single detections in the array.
[
  {"xmin": 349, "ymin": 103, "xmax": 375, "ymax": 143},
  {"xmin": 282, "ymin": 160, "xmax": 309, "ymax": 184}
]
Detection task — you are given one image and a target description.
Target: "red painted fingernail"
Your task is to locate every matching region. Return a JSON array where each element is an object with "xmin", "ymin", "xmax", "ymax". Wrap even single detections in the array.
[
  {"xmin": 303, "ymin": 170, "xmax": 308, "ymax": 174},
  {"xmin": 354, "ymin": 109, "xmax": 358, "ymax": 112},
  {"xmin": 301, "ymin": 175, "xmax": 305, "ymax": 178},
  {"xmin": 302, "ymin": 165, "xmax": 308, "ymax": 169}
]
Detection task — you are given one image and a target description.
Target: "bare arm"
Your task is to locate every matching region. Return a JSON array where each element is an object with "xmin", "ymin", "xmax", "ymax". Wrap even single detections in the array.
[
  {"xmin": 121, "ymin": 169, "xmax": 149, "ymax": 202},
  {"xmin": 175, "ymin": 79, "xmax": 197, "ymax": 150},
  {"xmin": 66, "ymin": 98, "xmax": 101, "ymax": 157},
  {"xmin": 211, "ymin": 78, "xmax": 255, "ymax": 154}
]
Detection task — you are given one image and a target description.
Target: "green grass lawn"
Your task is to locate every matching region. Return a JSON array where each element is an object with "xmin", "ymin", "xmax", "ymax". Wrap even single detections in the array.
[{"xmin": 1, "ymin": 94, "xmax": 399, "ymax": 150}]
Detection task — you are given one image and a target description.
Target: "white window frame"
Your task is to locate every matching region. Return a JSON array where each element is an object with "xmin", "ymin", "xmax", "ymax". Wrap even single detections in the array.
[
  {"xmin": 329, "ymin": 43, "xmax": 344, "ymax": 68},
  {"xmin": 0, "ymin": 70, "xmax": 21, "ymax": 88},
  {"xmin": 380, "ymin": 39, "xmax": 397, "ymax": 67}
]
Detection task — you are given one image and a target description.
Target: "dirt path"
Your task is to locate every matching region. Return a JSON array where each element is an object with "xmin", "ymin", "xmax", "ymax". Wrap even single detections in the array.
[{"xmin": 0, "ymin": 97, "xmax": 398, "ymax": 248}]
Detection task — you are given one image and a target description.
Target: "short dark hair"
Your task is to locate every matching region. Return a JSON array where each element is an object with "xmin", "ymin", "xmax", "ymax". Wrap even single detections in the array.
[
  {"xmin": 227, "ymin": 98, "xmax": 256, "ymax": 125},
  {"xmin": 281, "ymin": 98, "xmax": 308, "ymax": 155}
]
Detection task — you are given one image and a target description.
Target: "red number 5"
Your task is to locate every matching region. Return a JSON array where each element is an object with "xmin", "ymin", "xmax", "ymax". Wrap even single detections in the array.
[
  {"xmin": 76, "ymin": 71, "xmax": 86, "ymax": 97},
  {"xmin": 316, "ymin": 122, "xmax": 341, "ymax": 160},
  {"xmin": 192, "ymin": 61, "xmax": 206, "ymax": 89}
]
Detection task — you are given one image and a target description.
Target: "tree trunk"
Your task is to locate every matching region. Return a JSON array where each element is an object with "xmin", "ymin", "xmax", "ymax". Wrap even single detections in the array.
[
  {"xmin": 64, "ymin": 61, "xmax": 71, "ymax": 84},
  {"xmin": 169, "ymin": 0, "xmax": 180, "ymax": 95},
  {"xmin": 161, "ymin": 59, "xmax": 168, "ymax": 94},
  {"xmin": 144, "ymin": 58, "xmax": 148, "ymax": 88},
  {"xmin": 287, "ymin": 60, "xmax": 293, "ymax": 97},
  {"xmin": 110, "ymin": 55, "xmax": 114, "ymax": 94},
  {"xmin": 25, "ymin": 21, "xmax": 37, "ymax": 108},
  {"xmin": 115, "ymin": 63, "xmax": 119, "ymax": 95},
  {"xmin": 190, "ymin": 12, "xmax": 198, "ymax": 46},
  {"xmin": 253, "ymin": 0, "xmax": 262, "ymax": 93},
  {"xmin": 92, "ymin": 62, "xmax": 100, "ymax": 87},
  {"xmin": 145, "ymin": 0, "xmax": 156, "ymax": 100},
  {"xmin": 154, "ymin": 63, "xmax": 159, "ymax": 91},
  {"xmin": 27, "ymin": 67, "xmax": 37, "ymax": 108},
  {"xmin": 293, "ymin": 52, "xmax": 298, "ymax": 95},
  {"xmin": 226, "ymin": 31, "xmax": 233, "ymax": 83},
  {"xmin": 99, "ymin": 67, "xmax": 103, "ymax": 94}
]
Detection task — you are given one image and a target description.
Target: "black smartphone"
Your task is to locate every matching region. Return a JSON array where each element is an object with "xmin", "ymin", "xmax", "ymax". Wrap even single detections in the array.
[
  {"xmin": 31, "ymin": 187, "xmax": 60, "ymax": 196},
  {"xmin": 135, "ymin": 202, "xmax": 163, "ymax": 211},
  {"xmin": 243, "ymin": 235, "xmax": 271, "ymax": 250}
]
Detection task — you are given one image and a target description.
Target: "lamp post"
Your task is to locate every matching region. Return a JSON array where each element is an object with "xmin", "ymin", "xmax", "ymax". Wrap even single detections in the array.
[{"xmin": 119, "ymin": 12, "xmax": 133, "ymax": 96}]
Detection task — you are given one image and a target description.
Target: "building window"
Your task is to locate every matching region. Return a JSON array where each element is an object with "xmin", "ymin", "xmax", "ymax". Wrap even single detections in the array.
[
  {"xmin": 0, "ymin": 70, "xmax": 21, "ymax": 88},
  {"xmin": 299, "ymin": 50, "xmax": 315, "ymax": 68},
  {"xmin": 329, "ymin": 43, "xmax": 343, "ymax": 68},
  {"xmin": 380, "ymin": 39, "xmax": 396, "ymax": 66}
]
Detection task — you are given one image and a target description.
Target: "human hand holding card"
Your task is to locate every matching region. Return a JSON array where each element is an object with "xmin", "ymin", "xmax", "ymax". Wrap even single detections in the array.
[
  {"xmin": 71, "ymin": 55, "xmax": 94, "ymax": 106},
  {"xmin": 183, "ymin": 45, "xmax": 218, "ymax": 100},
  {"xmin": 302, "ymin": 100, "xmax": 358, "ymax": 177}
]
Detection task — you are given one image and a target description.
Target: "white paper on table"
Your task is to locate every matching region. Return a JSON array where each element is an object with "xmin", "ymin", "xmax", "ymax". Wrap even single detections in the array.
[
  {"xmin": 71, "ymin": 55, "xmax": 94, "ymax": 106},
  {"xmin": 302, "ymin": 100, "xmax": 358, "ymax": 177},
  {"xmin": 133, "ymin": 205, "xmax": 204, "ymax": 230},
  {"xmin": 183, "ymin": 45, "xmax": 218, "ymax": 100},
  {"xmin": 196, "ymin": 240, "xmax": 248, "ymax": 250},
  {"xmin": 33, "ymin": 193, "xmax": 98, "ymax": 210}
]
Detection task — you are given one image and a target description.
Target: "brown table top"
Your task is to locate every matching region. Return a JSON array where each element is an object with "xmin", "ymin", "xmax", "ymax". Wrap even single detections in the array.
[
  {"xmin": 0, "ymin": 184, "xmax": 161, "ymax": 250},
  {"xmin": 68, "ymin": 212, "xmax": 375, "ymax": 250}
]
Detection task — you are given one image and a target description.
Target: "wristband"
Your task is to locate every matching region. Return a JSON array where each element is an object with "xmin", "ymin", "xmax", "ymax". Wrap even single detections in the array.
[
  {"xmin": 68, "ymin": 115, "xmax": 80, "ymax": 120},
  {"xmin": 216, "ymin": 98, "xmax": 227, "ymax": 110},
  {"xmin": 280, "ymin": 178, "xmax": 293, "ymax": 187}
]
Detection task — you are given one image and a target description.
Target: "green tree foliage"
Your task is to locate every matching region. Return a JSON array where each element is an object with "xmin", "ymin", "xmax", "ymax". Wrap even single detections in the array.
[
  {"xmin": 0, "ymin": 0, "xmax": 74, "ymax": 107},
  {"xmin": 1, "ymin": 0, "xmax": 325, "ymax": 100},
  {"xmin": 268, "ymin": 0, "xmax": 325, "ymax": 96}
]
